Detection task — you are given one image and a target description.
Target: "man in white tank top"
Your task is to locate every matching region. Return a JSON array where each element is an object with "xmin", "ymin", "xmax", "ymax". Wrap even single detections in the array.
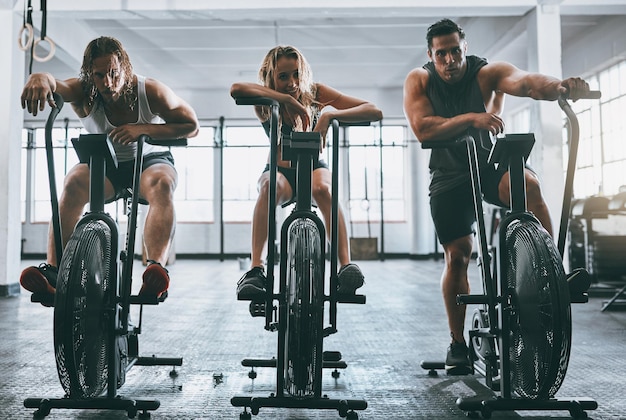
[{"xmin": 20, "ymin": 36, "xmax": 199, "ymax": 301}]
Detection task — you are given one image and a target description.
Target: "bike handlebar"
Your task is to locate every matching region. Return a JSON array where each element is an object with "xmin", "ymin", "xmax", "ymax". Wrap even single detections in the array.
[
  {"xmin": 234, "ymin": 96, "xmax": 279, "ymax": 107},
  {"xmin": 420, "ymin": 134, "xmax": 473, "ymax": 150},
  {"xmin": 46, "ymin": 92, "xmax": 65, "ymax": 267},
  {"xmin": 557, "ymin": 89, "xmax": 601, "ymax": 257},
  {"xmin": 566, "ymin": 90, "xmax": 601, "ymax": 100},
  {"xmin": 139, "ymin": 135, "xmax": 188, "ymax": 147},
  {"xmin": 338, "ymin": 121, "xmax": 371, "ymax": 127}
]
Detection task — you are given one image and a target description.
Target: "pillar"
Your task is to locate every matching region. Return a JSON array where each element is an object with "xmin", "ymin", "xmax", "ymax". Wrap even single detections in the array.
[{"xmin": 0, "ymin": 9, "xmax": 26, "ymax": 296}]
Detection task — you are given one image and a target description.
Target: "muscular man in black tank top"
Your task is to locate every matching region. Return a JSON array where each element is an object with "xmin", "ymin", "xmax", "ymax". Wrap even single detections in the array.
[{"xmin": 403, "ymin": 18, "xmax": 592, "ymax": 374}]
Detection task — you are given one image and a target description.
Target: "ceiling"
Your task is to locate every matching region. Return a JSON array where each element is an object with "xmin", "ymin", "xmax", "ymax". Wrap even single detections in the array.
[{"xmin": 9, "ymin": 0, "xmax": 626, "ymax": 118}]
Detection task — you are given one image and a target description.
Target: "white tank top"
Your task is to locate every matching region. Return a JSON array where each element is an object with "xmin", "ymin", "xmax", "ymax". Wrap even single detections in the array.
[{"xmin": 79, "ymin": 75, "xmax": 166, "ymax": 162}]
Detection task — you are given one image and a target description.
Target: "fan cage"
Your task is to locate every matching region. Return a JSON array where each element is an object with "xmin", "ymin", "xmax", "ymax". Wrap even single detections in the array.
[
  {"xmin": 504, "ymin": 219, "xmax": 571, "ymax": 399},
  {"xmin": 54, "ymin": 219, "xmax": 113, "ymax": 398},
  {"xmin": 284, "ymin": 218, "xmax": 324, "ymax": 398}
]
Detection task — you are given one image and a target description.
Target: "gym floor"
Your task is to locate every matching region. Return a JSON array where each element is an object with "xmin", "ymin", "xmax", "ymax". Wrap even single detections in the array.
[{"xmin": 1, "ymin": 258, "xmax": 624, "ymax": 420}]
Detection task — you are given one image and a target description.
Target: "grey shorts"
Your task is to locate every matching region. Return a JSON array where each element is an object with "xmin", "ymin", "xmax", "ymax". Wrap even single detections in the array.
[{"xmin": 106, "ymin": 151, "xmax": 175, "ymax": 198}]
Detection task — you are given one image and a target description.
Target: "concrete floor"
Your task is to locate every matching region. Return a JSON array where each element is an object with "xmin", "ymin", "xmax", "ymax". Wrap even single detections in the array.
[{"xmin": 1, "ymin": 258, "xmax": 624, "ymax": 420}]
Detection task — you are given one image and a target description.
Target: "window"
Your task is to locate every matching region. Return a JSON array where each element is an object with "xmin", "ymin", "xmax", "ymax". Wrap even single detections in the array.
[
  {"xmin": 21, "ymin": 119, "xmax": 411, "ymax": 237},
  {"xmin": 22, "ymin": 125, "xmax": 216, "ymax": 224},
  {"xmin": 346, "ymin": 124, "xmax": 407, "ymax": 223},
  {"xmin": 171, "ymin": 126, "xmax": 214, "ymax": 222},
  {"xmin": 568, "ymin": 60, "xmax": 626, "ymax": 198},
  {"xmin": 222, "ymin": 126, "xmax": 269, "ymax": 222},
  {"xmin": 23, "ymin": 126, "xmax": 82, "ymax": 223}
]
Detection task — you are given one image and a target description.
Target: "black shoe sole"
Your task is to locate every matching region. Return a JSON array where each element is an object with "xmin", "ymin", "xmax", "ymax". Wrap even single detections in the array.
[
  {"xmin": 445, "ymin": 365, "xmax": 473, "ymax": 376},
  {"xmin": 237, "ymin": 285, "xmax": 265, "ymax": 300}
]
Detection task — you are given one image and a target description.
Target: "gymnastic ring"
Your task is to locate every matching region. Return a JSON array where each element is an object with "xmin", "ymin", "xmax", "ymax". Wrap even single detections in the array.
[
  {"xmin": 17, "ymin": 23, "xmax": 34, "ymax": 51},
  {"xmin": 33, "ymin": 36, "xmax": 56, "ymax": 62}
]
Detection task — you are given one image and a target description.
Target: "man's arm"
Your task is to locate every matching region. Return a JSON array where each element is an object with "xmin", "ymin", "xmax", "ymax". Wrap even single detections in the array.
[
  {"xmin": 403, "ymin": 68, "xmax": 503, "ymax": 141},
  {"xmin": 111, "ymin": 77, "xmax": 199, "ymax": 144},
  {"xmin": 21, "ymin": 73, "xmax": 85, "ymax": 116},
  {"xmin": 484, "ymin": 61, "xmax": 590, "ymax": 101}
]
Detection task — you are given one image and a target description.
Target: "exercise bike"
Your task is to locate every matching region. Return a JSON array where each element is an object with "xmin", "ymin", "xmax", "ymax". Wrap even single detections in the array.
[
  {"xmin": 24, "ymin": 93, "xmax": 185, "ymax": 419},
  {"xmin": 230, "ymin": 96, "xmax": 368, "ymax": 420},
  {"xmin": 419, "ymin": 92, "xmax": 601, "ymax": 419}
]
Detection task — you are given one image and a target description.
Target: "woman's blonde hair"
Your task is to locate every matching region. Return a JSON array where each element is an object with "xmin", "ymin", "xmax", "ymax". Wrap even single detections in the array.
[{"xmin": 257, "ymin": 45, "xmax": 319, "ymax": 128}]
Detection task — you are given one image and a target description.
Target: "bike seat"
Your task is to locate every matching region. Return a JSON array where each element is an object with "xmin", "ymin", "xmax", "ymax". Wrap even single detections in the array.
[
  {"xmin": 72, "ymin": 134, "xmax": 118, "ymax": 169},
  {"xmin": 487, "ymin": 134, "xmax": 535, "ymax": 166},
  {"xmin": 282, "ymin": 131, "xmax": 321, "ymax": 162}
]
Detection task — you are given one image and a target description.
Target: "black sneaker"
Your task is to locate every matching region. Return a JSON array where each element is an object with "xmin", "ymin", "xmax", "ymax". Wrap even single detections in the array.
[
  {"xmin": 237, "ymin": 266, "xmax": 267, "ymax": 300},
  {"xmin": 337, "ymin": 263, "xmax": 364, "ymax": 295},
  {"xmin": 20, "ymin": 263, "xmax": 57, "ymax": 294},
  {"xmin": 445, "ymin": 341, "xmax": 472, "ymax": 375}
]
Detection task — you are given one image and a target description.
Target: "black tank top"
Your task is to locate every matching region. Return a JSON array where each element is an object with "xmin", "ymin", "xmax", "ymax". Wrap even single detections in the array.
[{"xmin": 423, "ymin": 55, "xmax": 494, "ymax": 196}]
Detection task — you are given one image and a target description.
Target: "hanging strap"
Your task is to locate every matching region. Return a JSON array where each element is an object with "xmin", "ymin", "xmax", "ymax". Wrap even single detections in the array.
[
  {"xmin": 39, "ymin": 0, "xmax": 46, "ymax": 39},
  {"xmin": 25, "ymin": 0, "xmax": 35, "ymax": 74}
]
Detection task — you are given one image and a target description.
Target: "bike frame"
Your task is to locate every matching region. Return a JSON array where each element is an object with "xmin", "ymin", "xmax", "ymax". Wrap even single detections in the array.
[
  {"xmin": 231, "ymin": 96, "xmax": 367, "ymax": 419},
  {"xmin": 276, "ymin": 129, "xmax": 326, "ymax": 397},
  {"xmin": 25, "ymin": 94, "xmax": 185, "ymax": 419},
  {"xmin": 420, "ymin": 93, "xmax": 600, "ymax": 418}
]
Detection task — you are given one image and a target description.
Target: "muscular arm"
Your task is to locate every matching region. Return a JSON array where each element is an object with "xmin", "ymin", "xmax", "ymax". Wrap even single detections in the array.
[
  {"xmin": 21, "ymin": 73, "xmax": 86, "ymax": 116},
  {"xmin": 482, "ymin": 61, "xmax": 590, "ymax": 102},
  {"xmin": 482, "ymin": 61, "xmax": 565, "ymax": 101},
  {"xmin": 113, "ymin": 77, "xmax": 199, "ymax": 142},
  {"xmin": 403, "ymin": 68, "xmax": 502, "ymax": 142}
]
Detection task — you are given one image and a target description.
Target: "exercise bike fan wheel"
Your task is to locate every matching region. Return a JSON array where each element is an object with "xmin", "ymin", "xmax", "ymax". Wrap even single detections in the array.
[
  {"xmin": 284, "ymin": 217, "xmax": 324, "ymax": 398},
  {"xmin": 504, "ymin": 218, "xmax": 572, "ymax": 399},
  {"xmin": 54, "ymin": 219, "xmax": 113, "ymax": 398}
]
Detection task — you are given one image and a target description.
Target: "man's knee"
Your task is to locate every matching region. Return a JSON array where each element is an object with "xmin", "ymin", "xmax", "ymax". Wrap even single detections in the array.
[
  {"xmin": 62, "ymin": 171, "xmax": 89, "ymax": 203},
  {"xmin": 444, "ymin": 240, "xmax": 472, "ymax": 272},
  {"xmin": 525, "ymin": 175, "xmax": 545, "ymax": 207},
  {"xmin": 312, "ymin": 183, "xmax": 331, "ymax": 204}
]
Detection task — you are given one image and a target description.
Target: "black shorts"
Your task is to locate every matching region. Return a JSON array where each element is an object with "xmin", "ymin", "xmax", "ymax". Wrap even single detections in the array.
[
  {"xmin": 430, "ymin": 163, "xmax": 509, "ymax": 245},
  {"xmin": 262, "ymin": 159, "xmax": 329, "ymax": 193},
  {"xmin": 105, "ymin": 151, "xmax": 175, "ymax": 198}
]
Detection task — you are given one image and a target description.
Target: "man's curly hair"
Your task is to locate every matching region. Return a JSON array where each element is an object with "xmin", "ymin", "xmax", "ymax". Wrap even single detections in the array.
[{"xmin": 78, "ymin": 36, "xmax": 136, "ymax": 110}]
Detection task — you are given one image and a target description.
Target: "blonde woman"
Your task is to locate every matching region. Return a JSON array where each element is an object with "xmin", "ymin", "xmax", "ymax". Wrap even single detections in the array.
[{"xmin": 230, "ymin": 45, "xmax": 382, "ymax": 304}]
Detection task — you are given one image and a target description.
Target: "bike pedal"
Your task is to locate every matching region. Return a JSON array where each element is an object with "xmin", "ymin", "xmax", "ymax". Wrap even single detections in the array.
[
  {"xmin": 323, "ymin": 351, "xmax": 342, "ymax": 362},
  {"xmin": 249, "ymin": 301, "xmax": 265, "ymax": 317}
]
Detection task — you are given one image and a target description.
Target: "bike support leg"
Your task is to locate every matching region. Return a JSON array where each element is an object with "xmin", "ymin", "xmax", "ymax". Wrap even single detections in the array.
[
  {"xmin": 231, "ymin": 395, "xmax": 367, "ymax": 417},
  {"xmin": 24, "ymin": 396, "xmax": 160, "ymax": 418},
  {"xmin": 456, "ymin": 396, "xmax": 598, "ymax": 419}
]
